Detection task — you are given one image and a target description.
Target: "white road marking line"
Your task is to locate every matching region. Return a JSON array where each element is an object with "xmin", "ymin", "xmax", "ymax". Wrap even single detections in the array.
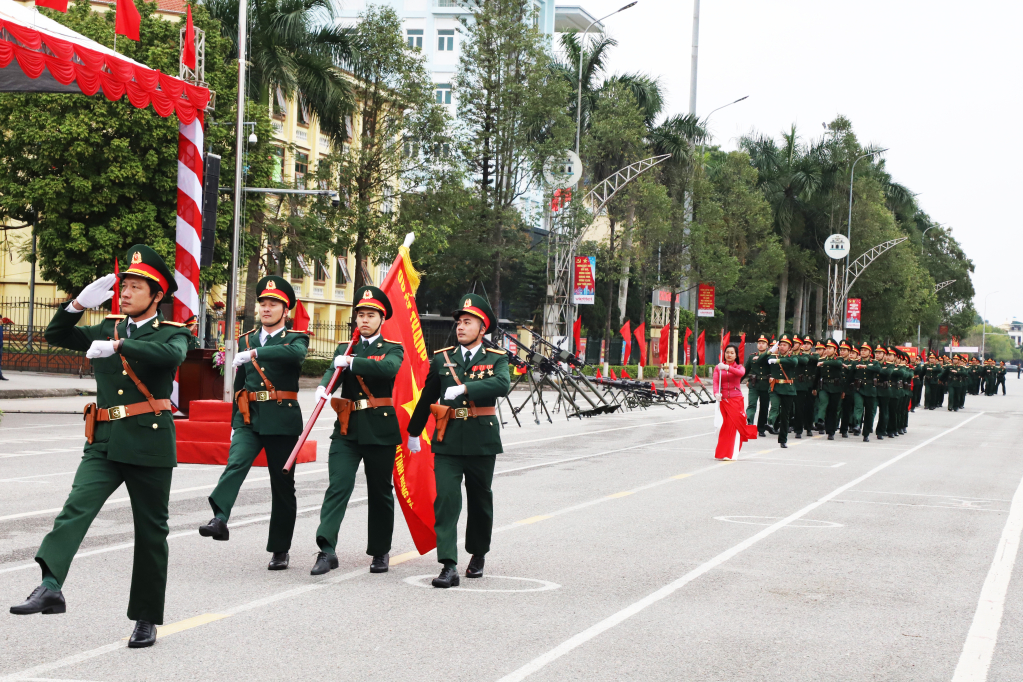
[
  {"xmin": 832, "ymin": 499, "xmax": 1006, "ymax": 512},
  {"xmin": 0, "ymin": 448, "xmax": 83, "ymax": 460},
  {"xmin": 493, "ymin": 411, "xmax": 986, "ymax": 682},
  {"xmin": 501, "ymin": 416, "xmax": 711, "ymax": 448},
  {"xmin": 495, "ymin": 432, "xmax": 714, "ymax": 475},
  {"xmin": 742, "ymin": 458, "xmax": 846, "ymax": 468},
  {"xmin": 850, "ymin": 490, "xmax": 1012, "ymax": 503},
  {"xmin": 0, "ymin": 435, "xmax": 87, "ymax": 445},
  {"xmin": 0, "ymin": 423, "xmax": 82, "ymax": 431},
  {"xmin": 0, "ymin": 471, "xmax": 81, "ymax": 484},
  {"xmin": 951, "ymin": 466, "xmax": 1023, "ymax": 682}
]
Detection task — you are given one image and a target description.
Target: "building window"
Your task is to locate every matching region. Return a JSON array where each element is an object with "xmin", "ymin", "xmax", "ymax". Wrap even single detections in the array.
[
  {"xmin": 406, "ymin": 29, "xmax": 423, "ymax": 49},
  {"xmin": 435, "ymin": 83, "xmax": 451, "ymax": 105},
  {"xmin": 379, "ymin": 263, "xmax": 391, "ymax": 282},
  {"xmin": 335, "ymin": 255, "xmax": 351, "ymax": 285},
  {"xmin": 315, "ymin": 260, "xmax": 329, "ymax": 283},
  {"xmin": 437, "ymin": 29, "xmax": 454, "ymax": 51},
  {"xmin": 295, "ymin": 152, "xmax": 309, "ymax": 186}
]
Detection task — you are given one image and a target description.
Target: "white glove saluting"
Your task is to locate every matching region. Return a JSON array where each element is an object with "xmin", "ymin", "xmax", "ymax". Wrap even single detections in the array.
[
  {"xmin": 85, "ymin": 340, "xmax": 116, "ymax": 359},
  {"xmin": 75, "ymin": 273, "xmax": 117, "ymax": 310},
  {"xmin": 768, "ymin": 358, "xmax": 778, "ymax": 365},
  {"xmin": 314, "ymin": 385, "xmax": 330, "ymax": 402},
  {"xmin": 232, "ymin": 350, "xmax": 254, "ymax": 367},
  {"xmin": 444, "ymin": 385, "xmax": 466, "ymax": 401},
  {"xmin": 333, "ymin": 354, "xmax": 353, "ymax": 369},
  {"xmin": 407, "ymin": 435, "xmax": 421, "ymax": 453}
]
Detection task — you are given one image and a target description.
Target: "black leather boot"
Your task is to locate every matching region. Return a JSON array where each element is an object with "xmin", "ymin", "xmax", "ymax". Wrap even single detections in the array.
[
  {"xmin": 466, "ymin": 554, "xmax": 485, "ymax": 578},
  {"xmin": 10, "ymin": 586, "xmax": 65, "ymax": 615},
  {"xmin": 432, "ymin": 566, "xmax": 460, "ymax": 588},
  {"xmin": 198, "ymin": 517, "xmax": 229, "ymax": 541},
  {"xmin": 128, "ymin": 620, "xmax": 157, "ymax": 648},
  {"xmin": 268, "ymin": 552, "xmax": 289, "ymax": 570},
  {"xmin": 370, "ymin": 554, "xmax": 390, "ymax": 574},
  {"xmin": 310, "ymin": 552, "xmax": 338, "ymax": 575}
]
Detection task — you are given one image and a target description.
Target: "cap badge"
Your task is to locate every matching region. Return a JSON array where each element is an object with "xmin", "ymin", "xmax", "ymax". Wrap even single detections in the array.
[
  {"xmin": 464, "ymin": 298, "xmax": 472, "ymax": 307},
  {"xmin": 131, "ymin": 251, "xmax": 142, "ymax": 265},
  {"xmin": 363, "ymin": 290, "xmax": 372, "ymax": 299},
  {"xmin": 266, "ymin": 280, "xmax": 276, "ymax": 290}
]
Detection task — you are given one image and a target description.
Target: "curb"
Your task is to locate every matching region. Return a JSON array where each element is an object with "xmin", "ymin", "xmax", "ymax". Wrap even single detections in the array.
[{"xmin": 0, "ymin": 388, "xmax": 97, "ymax": 399}]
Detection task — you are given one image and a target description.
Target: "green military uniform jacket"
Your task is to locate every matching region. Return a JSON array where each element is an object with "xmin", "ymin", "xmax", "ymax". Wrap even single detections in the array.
[
  {"xmin": 743, "ymin": 351, "xmax": 771, "ymax": 391},
  {"xmin": 408, "ymin": 344, "xmax": 511, "ymax": 456},
  {"xmin": 231, "ymin": 327, "xmax": 309, "ymax": 435},
  {"xmin": 818, "ymin": 357, "xmax": 846, "ymax": 393},
  {"xmin": 759, "ymin": 352, "xmax": 797, "ymax": 396},
  {"xmin": 851, "ymin": 359, "xmax": 880, "ymax": 397},
  {"xmin": 942, "ymin": 364, "xmax": 967, "ymax": 388},
  {"xmin": 319, "ymin": 336, "xmax": 404, "ymax": 446},
  {"xmin": 896, "ymin": 365, "xmax": 913, "ymax": 396},
  {"xmin": 45, "ymin": 308, "xmax": 190, "ymax": 468},
  {"xmin": 923, "ymin": 362, "xmax": 943, "ymax": 386},
  {"xmin": 876, "ymin": 363, "xmax": 893, "ymax": 399},
  {"xmin": 187, "ymin": 334, "xmax": 200, "ymax": 350}
]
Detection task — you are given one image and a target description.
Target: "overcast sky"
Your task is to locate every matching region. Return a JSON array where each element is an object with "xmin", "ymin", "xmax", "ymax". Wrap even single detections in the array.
[{"xmin": 577, "ymin": 0, "xmax": 1022, "ymax": 326}]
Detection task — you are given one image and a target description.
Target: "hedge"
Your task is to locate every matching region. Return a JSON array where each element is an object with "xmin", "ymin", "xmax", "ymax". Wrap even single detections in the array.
[
  {"xmin": 301, "ymin": 357, "xmax": 332, "ymax": 377},
  {"xmin": 577, "ymin": 364, "xmax": 714, "ymax": 378}
]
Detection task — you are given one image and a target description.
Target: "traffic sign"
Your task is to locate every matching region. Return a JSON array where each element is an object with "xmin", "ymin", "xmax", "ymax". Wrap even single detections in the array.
[{"xmin": 824, "ymin": 234, "xmax": 850, "ymax": 260}]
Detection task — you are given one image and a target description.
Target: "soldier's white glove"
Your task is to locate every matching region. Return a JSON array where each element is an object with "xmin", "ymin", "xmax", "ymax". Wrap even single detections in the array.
[
  {"xmin": 314, "ymin": 385, "xmax": 330, "ymax": 402},
  {"xmin": 407, "ymin": 435, "xmax": 421, "ymax": 453},
  {"xmin": 768, "ymin": 358, "xmax": 778, "ymax": 365},
  {"xmin": 230, "ymin": 429, "xmax": 235, "ymax": 440},
  {"xmin": 444, "ymin": 385, "xmax": 466, "ymax": 401},
  {"xmin": 232, "ymin": 350, "xmax": 254, "ymax": 367},
  {"xmin": 333, "ymin": 354, "xmax": 353, "ymax": 369},
  {"xmin": 85, "ymin": 340, "xmax": 116, "ymax": 359},
  {"xmin": 769, "ymin": 342, "xmax": 779, "ymax": 353},
  {"xmin": 74, "ymin": 273, "xmax": 117, "ymax": 310}
]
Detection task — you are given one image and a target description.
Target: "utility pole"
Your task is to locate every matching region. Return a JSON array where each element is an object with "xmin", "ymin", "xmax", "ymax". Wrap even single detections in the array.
[{"xmin": 686, "ymin": 0, "xmax": 700, "ymax": 375}]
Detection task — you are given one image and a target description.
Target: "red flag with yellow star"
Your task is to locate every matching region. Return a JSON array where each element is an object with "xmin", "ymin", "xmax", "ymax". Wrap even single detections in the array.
[{"xmin": 377, "ymin": 243, "xmax": 436, "ymax": 553}]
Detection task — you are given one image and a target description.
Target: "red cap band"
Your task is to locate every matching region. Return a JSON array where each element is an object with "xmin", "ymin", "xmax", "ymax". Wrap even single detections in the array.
[
  {"xmin": 123, "ymin": 263, "xmax": 168, "ymax": 293},
  {"xmin": 355, "ymin": 298, "xmax": 387, "ymax": 314},
  {"xmin": 461, "ymin": 305, "xmax": 490, "ymax": 329}
]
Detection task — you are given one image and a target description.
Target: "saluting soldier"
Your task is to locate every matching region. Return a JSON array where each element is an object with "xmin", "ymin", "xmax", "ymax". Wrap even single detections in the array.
[
  {"xmin": 816, "ymin": 339, "xmax": 845, "ymax": 440},
  {"xmin": 874, "ymin": 345, "xmax": 892, "ymax": 440},
  {"xmin": 838, "ymin": 341, "xmax": 856, "ymax": 438},
  {"xmin": 10, "ymin": 246, "xmax": 190, "ymax": 648},
  {"xmin": 199, "ymin": 276, "xmax": 309, "ymax": 571},
  {"xmin": 760, "ymin": 334, "xmax": 797, "ymax": 449},
  {"xmin": 184, "ymin": 314, "xmax": 200, "ymax": 349},
  {"xmin": 851, "ymin": 342, "xmax": 880, "ymax": 441},
  {"xmin": 310, "ymin": 286, "xmax": 403, "ymax": 576},
  {"xmin": 407, "ymin": 294, "xmax": 511, "ymax": 588},
  {"xmin": 743, "ymin": 334, "xmax": 772, "ymax": 436}
]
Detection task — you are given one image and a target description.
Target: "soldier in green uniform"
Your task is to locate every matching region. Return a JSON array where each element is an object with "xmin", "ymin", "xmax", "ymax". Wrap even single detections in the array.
[
  {"xmin": 874, "ymin": 345, "xmax": 892, "ymax": 440},
  {"xmin": 923, "ymin": 352, "xmax": 943, "ymax": 409},
  {"xmin": 897, "ymin": 350, "xmax": 913, "ymax": 434},
  {"xmin": 911, "ymin": 355, "xmax": 926, "ymax": 410},
  {"xmin": 184, "ymin": 314, "xmax": 200, "ymax": 350},
  {"xmin": 851, "ymin": 342, "xmax": 880, "ymax": 441},
  {"xmin": 198, "ymin": 276, "xmax": 309, "ymax": 571},
  {"xmin": 997, "ymin": 361, "xmax": 1008, "ymax": 395},
  {"xmin": 792, "ymin": 336, "xmax": 818, "ymax": 439},
  {"xmin": 811, "ymin": 340, "xmax": 826, "ymax": 433},
  {"xmin": 743, "ymin": 334, "xmax": 772, "ymax": 436},
  {"xmin": 983, "ymin": 359, "xmax": 999, "ymax": 396},
  {"xmin": 838, "ymin": 341, "xmax": 856, "ymax": 438},
  {"xmin": 309, "ymin": 286, "xmax": 403, "ymax": 576},
  {"xmin": 407, "ymin": 294, "xmax": 511, "ymax": 588},
  {"xmin": 884, "ymin": 348, "xmax": 903, "ymax": 437},
  {"xmin": 759, "ymin": 334, "xmax": 797, "ymax": 448},
  {"xmin": 10, "ymin": 246, "xmax": 190, "ymax": 648},
  {"xmin": 816, "ymin": 339, "xmax": 845, "ymax": 440}
]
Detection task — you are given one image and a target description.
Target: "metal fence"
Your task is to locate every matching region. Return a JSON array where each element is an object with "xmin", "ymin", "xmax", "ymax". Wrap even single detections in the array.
[{"xmin": 576, "ymin": 337, "xmax": 762, "ymax": 366}]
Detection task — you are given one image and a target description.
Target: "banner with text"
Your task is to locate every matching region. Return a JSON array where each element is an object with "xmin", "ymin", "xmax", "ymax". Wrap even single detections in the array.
[
  {"xmin": 697, "ymin": 283, "xmax": 715, "ymax": 317},
  {"xmin": 573, "ymin": 256, "xmax": 596, "ymax": 304},
  {"xmin": 846, "ymin": 298, "xmax": 861, "ymax": 330},
  {"xmin": 652, "ymin": 288, "xmax": 681, "ymax": 308}
]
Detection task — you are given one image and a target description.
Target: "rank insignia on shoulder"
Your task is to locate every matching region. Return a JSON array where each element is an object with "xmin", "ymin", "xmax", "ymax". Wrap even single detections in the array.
[
  {"xmin": 162, "ymin": 320, "xmax": 186, "ymax": 327},
  {"xmin": 106, "ymin": 314, "xmax": 127, "ymax": 320},
  {"xmin": 434, "ymin": 346, "xmax": 455, "ymax": 354},
  {"xmin": 485, "ymin": 348, "xmax": 506, "ymax": 354},
  {"xmin": 384, "ymin": 338, "xmax": 401, "ymax": 344}
]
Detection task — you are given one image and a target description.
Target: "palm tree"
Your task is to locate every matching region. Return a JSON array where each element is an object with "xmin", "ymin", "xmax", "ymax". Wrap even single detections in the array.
[{"xmin": 203, "ymin": 0, "xmax": 356, "ymax": 141}]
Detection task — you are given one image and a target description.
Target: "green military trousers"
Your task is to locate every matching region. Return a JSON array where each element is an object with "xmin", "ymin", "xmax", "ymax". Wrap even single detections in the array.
[
  {"xmin": 816, "ymin": 391, "xmax": 842, "ymax": 436},
  {"xmin": 434, "ymin": 454, "xmax": 496, "ymax": 567},
  {"xmin": 875, "ymin": 396, "xmax": 890, "ymax": 436},
  {"xmin": 746, "ymin": 388, "xmax": 770, "ymax": 432},
  {"xmin": 853, "ymin": 393, "xmax": 877, "ymax": 435},
  {"xmin": 208, "ymin": 427, "xmax": 298, "ymax": 553},
  {"xmin": 925, "ymin": 383, "xmax": 939, "ymax": 409},
  {"xmin": 316, "ymin": 438, "xmax": 395, "ymax": 557},
  {"xmin": 36, "ymin": 452, "xmax": 172, "ymax": 624}
]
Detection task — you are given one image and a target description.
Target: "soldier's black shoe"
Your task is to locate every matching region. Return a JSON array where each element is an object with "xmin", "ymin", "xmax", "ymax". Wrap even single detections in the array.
[
  {"xmin": 765, "ymin": 425, "xmax": 777, "ymax": 435},
  {"xmin": 795, "ymin": 432, "xmax": 802, "ymax": 439},
  {"xmin": 310, "ymin": 552, "xmax": 338, "ymax": 575},
  {"xmin": 128, "ymin": 620, "xmax": 156, "ymax": 648},
  {"xmin": 10, "ymin": 586, "xmax": 65, "ymax": 615},
  {"xmin": 827, "ymin": 434, "xmax": 835, "ymax": 440},
  {"xmin": 370, "ymin": 554, "xmax": 389, "ymax": 573},
  {"xmin": 198, "ymin": 517, "xmax": 229, "ymax": 541},
  {"xmin": 758, "ymin": 431, "xmax": 766, "ymax": 438},
  {"xmin": 268, "ymin": 552, "xmax": 289, "ymax": 571},
  {"xmin": 852, "ymin": 428, "xmax": 862, "ymax": 436},
  {"xmin": 780, "ymin": 442, "xmax": 788, "ymax": 449},
  {"xmin": 466, "ymin": 555, "xmax": 485, "ymax": 578},
  {"xmin": 432, "ymin": 566, "xmax": 460, "ymax": 588},
  {"xmin": 863, "ymin": 435, "xmax": 870, "ymax": 442},
  {"xmin": 841, "ymin": 432, "xmax": 849, "ymax": 438}
]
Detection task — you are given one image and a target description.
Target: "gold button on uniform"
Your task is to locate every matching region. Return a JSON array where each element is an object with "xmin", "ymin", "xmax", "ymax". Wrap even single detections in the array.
[
  {"xmin": 122, "ymin": 370, "xmax": 127, "ymax": 375},
  {"xmin": 151, "ymin": 424, "xmax": 158, "ymax": 430},
  {"xmin": 117, "ymin": 389, "xmax": 123, "ymax": 395}
]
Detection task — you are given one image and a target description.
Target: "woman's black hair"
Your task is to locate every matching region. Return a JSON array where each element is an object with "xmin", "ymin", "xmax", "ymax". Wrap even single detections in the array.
[{"xmin": 724, "ymin": 343, "xmax": 740, "ymax": 359}]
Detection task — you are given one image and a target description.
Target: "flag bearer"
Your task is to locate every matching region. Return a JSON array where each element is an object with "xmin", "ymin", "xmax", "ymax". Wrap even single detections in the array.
[
  {"xmin": 744, "ymin": 334, "xmax": 772, "ymax": 436},
  {"xmin": 310, "ymin": 286, "xmax": 404, "ymax": 576},
  {"xmin": 407, "ymin": 294, "xmax": 510, "ymax": 587},
  {"xmin": 761, "ymin": 334, "xmax": 797, "ymax": 449},
  {"xmin": 199, "ymin": 276, "xmax": 308, "ymax": 571},
  {"xmin": 10, "ymin": 246, "xmax": 190, "ymax": 648}
]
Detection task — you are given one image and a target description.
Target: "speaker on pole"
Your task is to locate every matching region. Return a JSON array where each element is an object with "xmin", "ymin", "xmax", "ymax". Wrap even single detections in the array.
[{"xmin": 200, "ymin": 153, "xmax": 221, "ymax": 268}]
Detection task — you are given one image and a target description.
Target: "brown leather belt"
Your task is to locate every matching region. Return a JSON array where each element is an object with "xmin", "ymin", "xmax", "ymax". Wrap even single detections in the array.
[
  {"xmin": 84, "ymin": 399, "xmax": 173, "ymax": 443},
  {"xmin": 247, "ymin": 390, "xmax": 299, "ymax": 402},
  {"xmin": 774, "ymin": 379, "xmax": 794, "ymax": 384},
  {"xmin": 450, "ymin": 405, "xmax": 497, "ymax": 419}
]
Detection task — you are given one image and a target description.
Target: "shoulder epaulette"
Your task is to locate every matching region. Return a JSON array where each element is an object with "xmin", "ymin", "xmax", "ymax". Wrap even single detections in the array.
[
  {"xmin": 384, "ymin": 338, "xmax": 402, "ymax": 344},
  {"xmin": 433, "ymin": 346, "xmax": 455, "ymax": 354},
  {"xmin": 162, "ymin": 320, "xmax": 186, "ymax": 327},
  {"xmin": 240, "ymin": 329, "xmax": 257, "ymax": 337},
  {"xmin": 105, "ymin": 314, "xmax": 127, "ymax": 320},
  {"xmin": 486, "ymin": 347, "xmax": 507, "ymax": 355}
]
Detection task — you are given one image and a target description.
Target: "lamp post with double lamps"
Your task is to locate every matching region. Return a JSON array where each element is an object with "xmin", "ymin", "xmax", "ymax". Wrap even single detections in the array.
[{"xmin": 842, "ymin": 148, "xmax": 887, "ymax": 312}]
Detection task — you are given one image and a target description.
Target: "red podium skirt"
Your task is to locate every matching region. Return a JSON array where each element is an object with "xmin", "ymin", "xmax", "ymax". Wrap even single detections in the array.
[{"xmin": 715, "ymin": 396, "xmax": 758, "ymax": 460}]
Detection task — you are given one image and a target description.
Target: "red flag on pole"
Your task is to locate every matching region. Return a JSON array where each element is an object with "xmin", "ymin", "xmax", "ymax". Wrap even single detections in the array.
[
  {"xmin": 738, "ymin": 332, "xmax": 746, "ymax": 364},
  {"xmin": 115, "ymin": 0, "xmax": 142, "ymax": 41},
  {"xmin": 697, "ymin": 330, "xmax": 706, "ymax": 366},
  {"xmin": 658, "ymin": 324, "xmax": 670, "ymax": 365},
  {"xmin": 573, "ymin": 315, "xmax": 582, "ymax": 355},
  {"xmin": 621, "ymin": 368, "xmax": 631, "ymax": 379},
  {"xmin": 720, "ymin": 331, "xmax": 730, "ymax": 362},
  {"xmin": 634, "ymin": 322, "xmax": 647, "ymax": 367},
  {"xmin": 609, "ymin": 368, "xmax": 617, "ymax": 380},
  {"xmin": 595, "ymin": 369, "xmax": 602, "ymax": 379},
  {"xmin": 683, "ymin": 328, "xmax": 692, "ymax": 365},
  {"xmin": 35, "ymin": 0, "xmax": 68, "ymax": 12},
  {"xmin": 182, "ymin": 5, "xmax": 197, "ymax": 69},
  {"xmin": 111, "ymin": 258, "xmax": 120, "ymax": 315},
  {"xmin": 292, "ymin": 299, "xmax": 310, "ymax": 332},
  {"xmin": 620, "ymin": 320, "xmax": 632, "ymax": 365},
  {"xmin": 379, "ymin": 241, "xmax": 437, "ymax": 554}
]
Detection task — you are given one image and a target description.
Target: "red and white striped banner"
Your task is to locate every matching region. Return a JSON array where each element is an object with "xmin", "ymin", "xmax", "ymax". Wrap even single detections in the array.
[{"xmin": 174, "ymin": 114, "xmax": 204, "ymax": 322}]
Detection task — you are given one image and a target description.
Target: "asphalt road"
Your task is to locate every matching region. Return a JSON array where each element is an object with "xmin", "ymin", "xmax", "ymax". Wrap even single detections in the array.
[{"xmin": 0, "ymin": 384, "xmax": 1021, "ymax": 682}]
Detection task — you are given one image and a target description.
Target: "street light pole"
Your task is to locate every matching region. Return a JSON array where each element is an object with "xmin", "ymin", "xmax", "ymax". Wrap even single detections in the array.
[
  {"xmin": 699, "ymin": 95, "xmax": 748, "ymax": 168},
  {"xmin": 574, "ymin": 2, "xmax": 636, "ymax": 157},
  {"xmin": 842, "ymin": 148, "xmax": 887, "ymax": 333},
  {"xmin": 982, "ymin": 291, "xmax": 999, "ymax": 359},
  {"xmin": 920, "ymin": 224, "xmax": 938, "ymax": 255}
]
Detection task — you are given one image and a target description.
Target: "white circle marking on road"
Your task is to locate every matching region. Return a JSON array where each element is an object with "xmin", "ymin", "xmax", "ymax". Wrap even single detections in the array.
[
  {"xmin": 715, "ymin": 515, "xmax": 844, "ymax": 528},
  {"xmin": 404, "ymin": 575, "xmax": 561, "ymax": 593}
]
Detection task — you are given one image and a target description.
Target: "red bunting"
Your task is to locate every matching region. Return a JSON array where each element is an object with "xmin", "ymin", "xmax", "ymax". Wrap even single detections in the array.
[
  {"xmin": 182, "ymin": 5, "xmax": 196, "ymax": 69},
  {"xmin": 292, "ymin": 300, "xmax": 310, "ymax": 332},
  {"xmin": 115, "ymin": 0, "xmax": 141, "ymax": 41},
  {"xmin": 595, "ymin": 369, "xmax": 602, "ymax": 379},
  {"xmin": 609, "ymin": 368, "xmax": 617, "ymax": 380},
  {"xmin": 111, "ymin": 258, "xmax": 120, "ymax": 315},
  {"xmin": 683, "ymin": 328, "xmax": 692, "ymax": 365},
  {"xmin": 621, "ymin": 368, "xmax": 631, "ymax": 379},
  {"xmin": 738, "ymin": 332, "xmax": 746, "ymax": 363},
  {"xmin": 572, "ymin": 315, "xmax": 582, "ymax": 357}
]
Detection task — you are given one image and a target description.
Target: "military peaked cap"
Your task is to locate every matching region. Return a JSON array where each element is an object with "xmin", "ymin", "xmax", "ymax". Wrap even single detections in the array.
[
  {"xmin": 118, "ymin": 244, "xmax": 177, "ymax": 295},
  {"xmin": 354, "ymin": 286, "xmax": 393, "ymax": 319},
  {"xmin": 256, "ymin": 275, "xmax": 297, "ymax": 310}
]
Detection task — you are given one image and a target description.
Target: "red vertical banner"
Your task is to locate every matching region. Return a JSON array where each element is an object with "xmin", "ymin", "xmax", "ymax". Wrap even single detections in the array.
[
  {"xmin": 697, "ymin": 283, "xmax": 715, "ymax": 317},
  {"xmin": 619, "ymin": 321, "xmax": 632, "ymax": 365},
  {"xmin": 379, "ymin": 245, "xmax": 436, "ymax": 554},
  {"xmin": 720, "ymin": 330, "xmax": 730, "ymax": 362},
  {"xmin": 845, "ymin": 298, "xmax": 862, "ymax": 330},
  {"xmin": 634, "ymin": 322, "xmax": 647, "ymax": 367},
  {"xmin": 738, "ymin": 332, "xmax": 746, "ymax": 363},
  {"xmin": 572, "ymin": 315, "xmax": 582, "ymax": 356},
  {"xmin": 112, "ymin": 258, "xmax": 121, "ymax": 315},
  {"xmin": 683, "ymin": 327, "xmax": 692, "ymax": 365},
  {"xmin": 658, "ymin": 324, "xmax": 670, "ymax": 365},
  {"xmin": 697, "ymin": 330, "xmax": 706, "ymax": 365}
]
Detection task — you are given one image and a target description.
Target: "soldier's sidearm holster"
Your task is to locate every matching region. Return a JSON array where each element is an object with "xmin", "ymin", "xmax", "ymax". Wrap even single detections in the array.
[
  {"xmin": 430, "ymin": 404, "xmax": 452, "ymax": 442},
  {"xmin": 235, "ymin": 390, "xmax": 251, "ymax": 424},
  {"xmin": 330, "ymin": 397, "xmax": 354, "ymax": 435},
  {"xmin": 83, "ymin": 402, "xmax": 97, "ymax": 444}
]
